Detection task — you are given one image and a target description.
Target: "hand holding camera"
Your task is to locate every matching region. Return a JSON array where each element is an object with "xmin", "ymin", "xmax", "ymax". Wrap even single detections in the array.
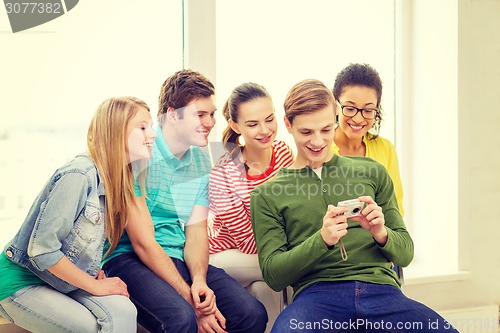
[
  {"xmin": 321, "ymin": 205, "xmax": 348, "ymax": 246},
  {"xmin": 338, "ymin": 196, "xmax": 388, "ymax": 246},
  {"xmin": 337, "ymin": 199, "xmax": 365, "ymax": 218}
]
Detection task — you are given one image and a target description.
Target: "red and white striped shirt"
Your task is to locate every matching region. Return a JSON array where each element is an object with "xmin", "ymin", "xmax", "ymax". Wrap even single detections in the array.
[{"xmin": 208, "ymin": 140, "xmax": 294, "ymax": 254}]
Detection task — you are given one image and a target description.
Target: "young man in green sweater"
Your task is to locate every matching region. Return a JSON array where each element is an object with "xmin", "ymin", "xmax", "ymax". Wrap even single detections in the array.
[{"xmin": 250, "ymin": 79, "xmax": 458, "ymax": 332}]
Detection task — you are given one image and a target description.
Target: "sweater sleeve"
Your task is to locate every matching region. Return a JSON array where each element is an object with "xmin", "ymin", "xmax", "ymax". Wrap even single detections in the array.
[{"xmin": 250, "ymin": 189, "xmax": 332, "ymax": 291}]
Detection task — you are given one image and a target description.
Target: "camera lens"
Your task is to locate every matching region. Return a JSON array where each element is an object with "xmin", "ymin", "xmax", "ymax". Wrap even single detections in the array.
[{"xmin": 352, "ymin": 208, "xmax": 360, "ymax": 214}]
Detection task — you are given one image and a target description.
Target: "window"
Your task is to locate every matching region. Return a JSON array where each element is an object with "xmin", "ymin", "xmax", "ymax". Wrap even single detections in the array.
[
  {"xmin": 0, "ymin": 1, "xmax": 184, "ymax": 246},
  {"xmin": 395, "ymin": 0, "xmax": 459, "ymax": 280}
]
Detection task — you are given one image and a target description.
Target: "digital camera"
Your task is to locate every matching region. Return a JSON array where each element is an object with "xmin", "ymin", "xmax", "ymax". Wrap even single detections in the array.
[{"xmin": 337, "ymin": 199, "xmax": 365, "ymax": 218}]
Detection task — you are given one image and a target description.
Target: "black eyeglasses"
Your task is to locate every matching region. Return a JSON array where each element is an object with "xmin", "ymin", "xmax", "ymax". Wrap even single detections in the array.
[{"xmin": 336, "ymin": 101, "xmax": 379, "ymax": 120}]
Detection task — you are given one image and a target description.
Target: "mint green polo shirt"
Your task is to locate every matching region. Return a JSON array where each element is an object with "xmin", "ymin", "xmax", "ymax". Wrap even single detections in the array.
[{"xmin": 103, "ymin": 125, "xmax": 211, "ymax": 264}]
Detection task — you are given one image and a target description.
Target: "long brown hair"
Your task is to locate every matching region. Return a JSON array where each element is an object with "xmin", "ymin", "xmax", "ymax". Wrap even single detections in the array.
[
  {"xmin": 87, "ymin": 96, "xmax": 150, "ymax": 257},
  {"xmin": 222, "ymin": 82, "xmax": 271, "ymax": 158}
]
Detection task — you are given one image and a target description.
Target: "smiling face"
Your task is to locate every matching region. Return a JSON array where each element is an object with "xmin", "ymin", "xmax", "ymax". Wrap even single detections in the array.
[
  {"xmin": 231, "ymin": 97, "xmax": 277, "ymax": 151},
  {"xmin": 286, "ymin": 103, "xmax": 335, "ymax": 169},
  {"xmin": 166, "ymin": 95, "xmax": 217, "ymax": 155},
  {"xmin": 125, "ymin": 106, "xmax": 157, "ymax": 164},
  {"xmin": 336, "ymin": 85, "xmax": 378, "ymax": 141}
]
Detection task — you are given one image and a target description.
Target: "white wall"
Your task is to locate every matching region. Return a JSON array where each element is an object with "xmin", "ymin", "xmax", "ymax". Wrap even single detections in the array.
[
  {"xmin": 404, "ymin": 0, "xmax": 500, "ymax": 317},
  {"xmin": 213, "ymin": 0, "xmax": 397, "ymax": 150}
]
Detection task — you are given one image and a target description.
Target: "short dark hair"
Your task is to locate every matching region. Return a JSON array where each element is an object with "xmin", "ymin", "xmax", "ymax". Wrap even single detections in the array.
[
  {"xmin": 158, "ymin": 69, "xmax": 215, "ymax": 119},
  {"xmin": 332, "ymin": 63, "xmax": 383, "ymax": 105}
]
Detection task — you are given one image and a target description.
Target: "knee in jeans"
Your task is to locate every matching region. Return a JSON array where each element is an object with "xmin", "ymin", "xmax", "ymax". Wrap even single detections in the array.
[
  {"xmin": 107, "ymin": 298, "xmax": 138, "ymax": 332},
  {"xmin": 118, "ymin": 298, "xmax": 138, "ymax": 319},
  {"xmin": 102, "ymin": 297, "xmax": 136, "ymax": 318},
  {"xmin": 238, "ymin": 298, "xmax": 268, "ymax": 331},
  {"xmin": 170, "ymin": 308, "xmax": 197, "ymax": 329}
]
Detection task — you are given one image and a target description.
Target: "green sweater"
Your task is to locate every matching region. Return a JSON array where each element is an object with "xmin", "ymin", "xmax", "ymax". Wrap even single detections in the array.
[{"xmin": 250, "ymin": 154, "xmax": 413, "ymax": 299}]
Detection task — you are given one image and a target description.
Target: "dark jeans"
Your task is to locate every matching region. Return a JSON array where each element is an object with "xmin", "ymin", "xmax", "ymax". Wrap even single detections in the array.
[
  {"xmin": 103, "ymin": 252, "xmax": 267, "ymax": 333},
  {"xmin": 272, "ymin": 281, "xmax": 459, "ymax": 333}
]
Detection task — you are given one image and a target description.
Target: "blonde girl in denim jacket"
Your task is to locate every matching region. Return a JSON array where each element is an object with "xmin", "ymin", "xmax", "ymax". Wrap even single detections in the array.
[{"xmin": 0, "ymin": 97, "xmax": 157, "ymax": 333}]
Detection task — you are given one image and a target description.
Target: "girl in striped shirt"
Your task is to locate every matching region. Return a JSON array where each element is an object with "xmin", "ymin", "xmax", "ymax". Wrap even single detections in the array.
[{"xmin": 208, "ymin": 82, "xmax": 293, "ymax": 332}]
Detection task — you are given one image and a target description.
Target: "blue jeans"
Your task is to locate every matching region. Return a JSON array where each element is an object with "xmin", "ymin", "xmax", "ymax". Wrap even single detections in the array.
[
  {"xmin": 0, "ymin": 285, "xmax": 137, "ymax": 333},
  {"xmin": 103, "ymin": 252, "xmax": 267, "ymax": 333},
  {"xmin": 272, "ymin": 281, "xmax": 459, "ymax": 333}
]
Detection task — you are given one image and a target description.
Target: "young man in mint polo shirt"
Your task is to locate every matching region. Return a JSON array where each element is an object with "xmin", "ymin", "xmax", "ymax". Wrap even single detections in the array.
[{"xmin": 103, "ymin": 69, "xmax": 267, "ymax": 333}]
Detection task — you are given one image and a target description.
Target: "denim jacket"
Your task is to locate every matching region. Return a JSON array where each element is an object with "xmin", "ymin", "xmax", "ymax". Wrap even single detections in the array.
[{"xmin": 4, "ymin": 154, "xmax": 106, "ymax": 293}]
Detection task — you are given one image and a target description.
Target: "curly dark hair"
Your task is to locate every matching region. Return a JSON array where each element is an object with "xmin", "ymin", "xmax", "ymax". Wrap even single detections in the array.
[{"xmin": 332, "ymin": 63, "xmax": 383, "ymax": 139}]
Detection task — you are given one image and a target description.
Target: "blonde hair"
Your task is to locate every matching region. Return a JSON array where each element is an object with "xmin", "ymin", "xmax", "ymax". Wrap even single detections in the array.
[
  {"xmin": 284, "ymin": 79, "xmax": 335, "ymax": 124},
  {"xmin": 87, "ymin": 96, "xmax": 150, "ymax": 257}
]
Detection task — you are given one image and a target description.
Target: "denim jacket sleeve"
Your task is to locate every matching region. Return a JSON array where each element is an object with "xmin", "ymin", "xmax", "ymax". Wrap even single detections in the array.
[{"xmin": 28, "ymin": 172, "xmax": 89, "ymax": 271}]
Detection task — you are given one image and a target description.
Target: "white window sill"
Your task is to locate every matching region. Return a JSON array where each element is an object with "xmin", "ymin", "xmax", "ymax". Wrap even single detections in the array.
[{"xmin": 404, "ymin": 264, "xmax": 470, "ymax": 286}]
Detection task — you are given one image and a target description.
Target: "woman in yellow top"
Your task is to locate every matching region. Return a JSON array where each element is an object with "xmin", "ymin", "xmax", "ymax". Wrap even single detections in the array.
[{"xmin": 332, "ymin": 63, "xmax": 404, "ymax": 215}]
